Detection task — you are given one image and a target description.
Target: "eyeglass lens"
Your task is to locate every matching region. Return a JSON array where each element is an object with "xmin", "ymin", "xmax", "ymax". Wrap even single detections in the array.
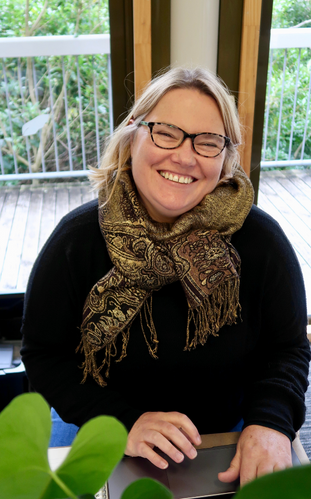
[{"xmin": 151, "ymin": 123, "xmax": 225, "ymax": 157}]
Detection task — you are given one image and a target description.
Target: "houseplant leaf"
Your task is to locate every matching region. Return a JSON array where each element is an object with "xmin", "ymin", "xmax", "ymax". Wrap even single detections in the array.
[
  {"xmin": 43, "ymin": 415, "xmax": 127, "ymax": 498},
  {"xmin": 235, "ymin": 463, "xmax": 311, "ymax": 499},
  {"xmin": 121, "ymin": 477, "xmax": 173, "ymax": 499},
  {"xmin": 0, "ymin": 393, "xmax": 128, "ymax": 499},
  {"xmin": 0, "ymin": 393, "xmax": 172, "ymax": 499},
  {"xmin": 0, "ymin": 392, "xmax": 52, "ymax": 498}
]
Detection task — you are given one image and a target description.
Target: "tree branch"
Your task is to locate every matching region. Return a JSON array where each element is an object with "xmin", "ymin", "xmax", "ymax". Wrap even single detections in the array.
[
  {"xmin": 293, "ymin": 19, "xmax": 311, "ymax": 28},
  {"xmin": 25, "ymin": 0, "xmax": 30, "ymax": 36},
  {"xmin": 74, "ymin": 0, "xmax": 83, "ymax": 34},
  {"xmin": 2, "ymin": 147, "xmax": 30, "ymax": 168},
  {"xmin": 32, "ymin": 70, "xmax": 72, "ymax": 171},
  {"xmin": 293, "ymin": 129, "xmax": 311, "ymax": 159},
  {"xmin": 29, "ymin": 0, "xmax": 49, "ymax": 36}
]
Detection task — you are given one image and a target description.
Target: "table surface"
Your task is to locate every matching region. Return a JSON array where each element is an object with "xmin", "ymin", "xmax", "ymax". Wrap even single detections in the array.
[{"xmin": 48, "ymin": 431, "xmax": 310, "ymax": 470}]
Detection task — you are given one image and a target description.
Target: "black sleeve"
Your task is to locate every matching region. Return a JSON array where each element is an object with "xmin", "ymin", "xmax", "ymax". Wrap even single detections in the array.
[
  {"xmin": 21, "ymin": 201, "xmax": 143, "ymax": 431},
  {"xmin": 237, "ymin": 207, "xmax": 311, "ymax": 440}
]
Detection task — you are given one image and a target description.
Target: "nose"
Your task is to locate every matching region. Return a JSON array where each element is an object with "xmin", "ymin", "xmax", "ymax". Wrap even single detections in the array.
[{"xmin": 171, "ymin": 137, "xmax": 196, "ymax": 167}]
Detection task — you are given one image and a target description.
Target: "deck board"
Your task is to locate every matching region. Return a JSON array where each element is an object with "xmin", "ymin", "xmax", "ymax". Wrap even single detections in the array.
[
  {"xmin": 258, "ymin": 170, "xmax": 311, "ymax": 315},
  {"xmin": 0, "ymin": 189, "xmax": 30, "ymax": 290},
  {"xmin": 0, "ymin": 189, "xmax": 19, "ymax": 279},
  {"xmin": 0, "ymin": 173, "xmax": 310, "ymax": 316},
  {"xmin": 38, "ymin": 187, "xmax": 56, "ymax": 252},
  {"xmin": 55, "ymin": 187, "xmax": 69, "ymax": 227},
  {"xmin": 259, "ymin": 180, "xmax": 311, "ymax": 258},
  {"xmin": 17, "ymin": 189, "xmax": 43, "ymax": 291}
]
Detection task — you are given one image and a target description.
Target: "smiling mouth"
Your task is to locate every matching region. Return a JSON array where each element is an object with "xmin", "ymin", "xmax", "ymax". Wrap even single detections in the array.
[{"xmin": 159, "ymin": 171, "xmax": 195, "ymax": 184}]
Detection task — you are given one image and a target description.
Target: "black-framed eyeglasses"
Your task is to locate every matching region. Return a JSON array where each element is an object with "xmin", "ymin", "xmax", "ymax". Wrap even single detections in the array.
[{"xmin": 139, "ymin": 121, "xmax": 231, "ymax": 158}]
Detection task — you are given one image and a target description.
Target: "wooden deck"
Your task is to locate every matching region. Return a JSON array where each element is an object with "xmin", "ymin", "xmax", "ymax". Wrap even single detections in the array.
[
  {"xmin": 258, "ymin": 170, "xmax": 311, "ymax": 317},
  {"xmin": 0, "ymin": 170, "xmax": 310, "ymax": 315},
  {"xmin": 0, "ymin": 182, "xmax": 96, "ymax": 294}
]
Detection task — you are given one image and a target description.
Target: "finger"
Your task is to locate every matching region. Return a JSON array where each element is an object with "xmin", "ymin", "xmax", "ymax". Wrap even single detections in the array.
[
  {"xmin": 164, "ymin": 412, "xmax": 202, "ymax": 446},
  {"xmin": 256, "ymin": 463, "xmax": 274, "ymax": 478},
  {"xmin": 145, "ymin": 429, "xmax": 187, "ymax": 464},
  {"xmin": 218, "ymin": 452, "xmax": 241, "ymax": 483},
  {"xmin": 127, "ymin": 427, "xmax": 188, "ymax": 465},
  {"xmin": 138, "ymin": 442, "xmax": 169, "ymax": 469},
  {"xmin": 239, "ymin": 459, "xmax": 259, "ymax": 486},
  {"xmin": 154, "ymin": 421, "xmax": 198, "ymax": 460},
  {"xmin": 274, "ymin": 460, "xmax": 292, "ymax": 472}
]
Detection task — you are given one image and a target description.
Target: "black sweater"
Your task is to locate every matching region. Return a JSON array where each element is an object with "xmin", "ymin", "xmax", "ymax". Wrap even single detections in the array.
[{"xmin": 21, "ymin": 201, "xmax": 310, "ymax": 440}]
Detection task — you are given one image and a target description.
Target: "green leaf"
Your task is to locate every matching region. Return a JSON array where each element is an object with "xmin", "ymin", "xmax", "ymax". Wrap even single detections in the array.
[
  {"xmin": 0, "ymin": 393, "xmax": 52, "ymax": 499},
  {"xmin": 0, "ymin": 393, "xmax": 127, "ymax": 499},
  {"xmin": 234, "ymin": 464, "xmax": 311, "ymax": 499},
  {"xmin": 121, "ymin": 478, "xmax": 173, "ymax": 499},
  {"xmin": 43, "ymin": 415, "xmax": 128, "ymax": 498}
]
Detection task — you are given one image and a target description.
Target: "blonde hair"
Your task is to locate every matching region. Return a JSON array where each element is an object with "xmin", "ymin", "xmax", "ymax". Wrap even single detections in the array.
[{"xmin": 90, "ymin": 67, "xmax": 241, "ymax": 202}]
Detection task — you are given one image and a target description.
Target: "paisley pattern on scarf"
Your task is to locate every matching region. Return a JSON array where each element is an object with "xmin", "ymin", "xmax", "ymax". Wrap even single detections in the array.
[{"xmin": 79, "ymin": 166, "xmax": 254, "ymax": 387}]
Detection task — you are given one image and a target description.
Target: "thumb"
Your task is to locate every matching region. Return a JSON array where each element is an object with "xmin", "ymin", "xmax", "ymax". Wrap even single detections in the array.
[{"xmin": 218, "ymin": 449, "xmax": 241, "ymax": 483}]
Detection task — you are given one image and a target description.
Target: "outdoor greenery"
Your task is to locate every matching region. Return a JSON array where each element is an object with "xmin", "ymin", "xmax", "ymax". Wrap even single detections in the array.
[
  {"xmin": 0, "ymin": 0, "xmax": 110, "ymax": 177},
  {"xmin": 1, "ymin": 0, "xmax": 311, "ymax": 174},
  {"xmin": 263, "ymin": 0, "xmax": 311, "ymax": 163}
]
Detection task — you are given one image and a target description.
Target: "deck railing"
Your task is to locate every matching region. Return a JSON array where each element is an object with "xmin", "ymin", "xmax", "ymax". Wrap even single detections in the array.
[
  {"xmin": 0, "ymin": 34, "xmax": 112, "ymax": 181},
  {"xmin": 261, "ymin": 28, "xmax": 311, "ymax": 169},
  {"xmin": 1, "ymin": 30, "xmax": 310, "ymax": 178}
]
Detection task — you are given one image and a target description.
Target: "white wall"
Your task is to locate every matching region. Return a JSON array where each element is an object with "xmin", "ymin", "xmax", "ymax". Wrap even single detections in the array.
[{"xmin": 170, "ymin": 0, "xmax": 220, "ymax": 73}]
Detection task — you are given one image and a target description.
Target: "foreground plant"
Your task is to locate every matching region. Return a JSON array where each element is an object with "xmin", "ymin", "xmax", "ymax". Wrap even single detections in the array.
[
  {"xmin": 235, "ymin": 455, "xmax": 311, "ymax": 499},
  {"xmin": 0, "ymin": 393, "xmax": 172, "ymax": 499}
]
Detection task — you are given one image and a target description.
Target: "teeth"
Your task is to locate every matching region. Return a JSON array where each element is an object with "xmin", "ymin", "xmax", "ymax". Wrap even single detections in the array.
[{"xmin": 160, "ymin": 171, "xmax": 194, "ymax": 184}]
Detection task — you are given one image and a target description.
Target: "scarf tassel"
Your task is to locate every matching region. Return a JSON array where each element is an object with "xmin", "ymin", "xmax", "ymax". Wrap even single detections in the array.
[
  {"xmin": 185, "ymin": 278, "xmax": 241, "ymax": 350},
  {"xmin": 78, "ymin": 295, "xmax": 158, "ymax": 387},
  {"xmin": 78, "ymin": 281, "xmax": 240, "ymax": 387}
]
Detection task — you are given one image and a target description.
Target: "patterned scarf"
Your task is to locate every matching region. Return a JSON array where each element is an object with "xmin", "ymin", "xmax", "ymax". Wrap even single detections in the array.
[{"xmin": 79, "ymin": 166, "xmax": 254, "ymax": 386}]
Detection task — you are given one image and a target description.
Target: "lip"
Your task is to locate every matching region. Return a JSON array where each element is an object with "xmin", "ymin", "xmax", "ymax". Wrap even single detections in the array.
[{"xmin": 158, "ymin": 170, "xmax": 197, "ymax": 184}]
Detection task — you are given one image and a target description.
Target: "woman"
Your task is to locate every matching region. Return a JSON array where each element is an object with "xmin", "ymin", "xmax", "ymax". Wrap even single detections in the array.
[{"xmin": 21, "ymin": 67, "xmax": 310, "ymax": 486}]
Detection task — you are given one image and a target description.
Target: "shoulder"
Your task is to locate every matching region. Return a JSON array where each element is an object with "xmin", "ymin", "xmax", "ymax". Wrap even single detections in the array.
[
  {"xmin": 31, "ymin": 198, "xmax": 106, "ymax": 275},
  {"xmin": 41, "ymin": 199, "xmax": 101, "ymax": 253},
  {"xmin": 232, "ymin": 205, "xmax": 303, "ymax": 287},
  {"xmin": 232, "ymin": 204, "xmax": 293, "ymax": 253},
  {"xmin": 52, "ymin": 199, "xmax": 99, "ymax": 238},
  {"xmin": 26, "ymin": 198, "xmax": 109, "ymax": 301}
]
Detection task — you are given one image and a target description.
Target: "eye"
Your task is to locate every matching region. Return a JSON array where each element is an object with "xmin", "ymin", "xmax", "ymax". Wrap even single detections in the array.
[
  {"xmin": 155, "ymin": 130, "xmax": 175, "ymax": 139},
  {"xmin": 195, "ymin": 134, "xmax": 224, "ymax": 151},
  {"xmin": 198, "ymin": 140, "xmax": 218, "ymax": 148},
  {"xmin": 153, "ymin": 124, "xmax": 182, "ymax": 143}
]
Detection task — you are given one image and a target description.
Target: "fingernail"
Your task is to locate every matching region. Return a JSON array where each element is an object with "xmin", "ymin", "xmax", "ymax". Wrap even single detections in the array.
[
  {"xmin": 190, "ymin": 447, "xmax": 197, "ymax": 458},
  {"xmin": 161, "ymin": 460, "xmax": 168, "ymax": 469},
  {"xmin": 196, "ymin": 435, "xmax": 202, "ymax": 445},
  {"xmin": 176, "ymin": 452, "xmax": 184, "ymax": 462}
]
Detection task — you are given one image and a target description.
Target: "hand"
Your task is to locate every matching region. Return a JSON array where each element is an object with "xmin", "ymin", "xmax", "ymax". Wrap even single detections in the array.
[
  {"xmin": 125, "ymin": 411, "xmax": 202, "ymax": 469},
  {"xmin": 218, "ymin": 425, "xmax": 292, "ymax": 487}
]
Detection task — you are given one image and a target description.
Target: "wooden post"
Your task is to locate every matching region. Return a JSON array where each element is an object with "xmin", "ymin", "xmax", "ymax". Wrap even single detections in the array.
[
  {"xmin": 238, "ymin": 0, "xmax": 262, "ymax": 177},
  {"xmin": 133, "ymin": 0, "xmax": 152, "ymax": 100}
]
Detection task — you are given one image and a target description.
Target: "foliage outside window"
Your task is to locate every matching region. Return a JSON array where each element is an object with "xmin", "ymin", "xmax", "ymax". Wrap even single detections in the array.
[
  {"xmin": 263, "ymin": 0, "xmax": 311, "ymax": 164},
  {"xmin": 0, "ymin": 0, "xmax": 110, "ymax": 178}
]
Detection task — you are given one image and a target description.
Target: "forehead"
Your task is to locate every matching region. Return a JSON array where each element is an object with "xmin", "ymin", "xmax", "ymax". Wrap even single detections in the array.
[{"xmin": 145, "ymin": 88, "xmax": 225, "ymax": 134}]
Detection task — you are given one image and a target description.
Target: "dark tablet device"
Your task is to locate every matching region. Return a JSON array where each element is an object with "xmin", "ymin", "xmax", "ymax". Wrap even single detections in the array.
[{"xmin": 108, "ymin": 443, "xmax": 301, "ymax": 499}]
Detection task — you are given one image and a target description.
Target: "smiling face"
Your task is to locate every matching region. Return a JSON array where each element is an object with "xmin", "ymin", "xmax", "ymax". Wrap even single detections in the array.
[{"xmin": 130, "ymin": 88, "xmax": 226, "ymax": 223}]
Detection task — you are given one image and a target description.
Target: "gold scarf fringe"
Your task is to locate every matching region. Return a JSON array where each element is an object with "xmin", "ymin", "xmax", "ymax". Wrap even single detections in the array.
[
  {"xmin": 79, "ymin": 280, "xmax": 240, "ymax": 386},
  {"xmin": 78, "ymin": 296, "xmax": 159, "ymax": 387},
  {"xmin": 185, "ymin": 278, "xmax": 241, "ymax": 350}
]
